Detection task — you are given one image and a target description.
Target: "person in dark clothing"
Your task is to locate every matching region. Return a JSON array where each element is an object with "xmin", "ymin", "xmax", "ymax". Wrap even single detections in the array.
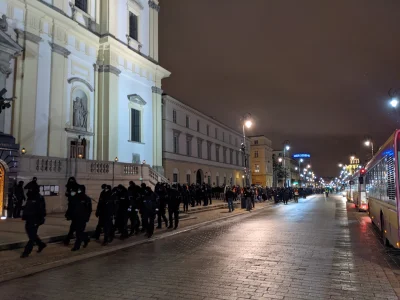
[
  {"xmin": 155, "ymin": 183, "xmax": 168, "ymax": 229},
  {"xmin": 141, "ymin": 186, "xmax": 157, "ymax": 238},
  {"xmin": 181, "ymin": 184, "xmax": 190, "ymax": 212},
  {"xmin": 167, "ymin": 184, "xmax": 181, "ymax": 229},
  {"xmin": 71, "ymin": 185, "xmax": 92, "ymax": 251},
  {"xmin": 195, "ymin": 185, "xmax": 202, "ymax": 206},
  {"xmin": 94, "ymin": 185, "xmax": 114, "ymax": 245},
  {"xmin": 128, "ymin": 181, "xmax": 141, "ymax": 235},
  {"xmin": 21, "ymin": 186, "xmax": 46, "ymax": 258},
  {"xmin": 207, "ymin": 185, "xmax": 212, "ymax": 205},
  {"xmin": 225, "ymin": 187, "xmax": 235, "ymax": 212},
  {"xmin": 202, "ymin": 184, "xmax": 208, "ymax": 206},
  {"xmin": 24, "ymin": 177, "xmax": 39, "ymax": 191},
  {"xmin": 115, "ymin": 184, "xmax": 129, "ymax": 239},
  {"xmin": 13, "ymin": 181, "xmax": 25, "ymax": 218},
  {"xmin": 283, "ymin": 188, "xmax": 290, "ymax": 205},
  {"xmin": 63, "ymin": 177, "xmax": 80, "ymax": 245}
]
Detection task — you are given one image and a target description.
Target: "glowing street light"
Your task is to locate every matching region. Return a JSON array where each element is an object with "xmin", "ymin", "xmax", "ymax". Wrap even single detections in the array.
[
  {"xmin": 364, "ymin": 136, "xmax": 374, "ymax": 157},
  {"xmin": 338, "ymin": 163, "xmax": 343, "ymax": 167},
  {"xmin": 390, "ymin": 98, "xmax": 399, "ymax": 108},
  {"xmin": 278, "ymin": 157, "xmax": 283, "ymax": 163},
  {"xmin": 307, "ymin": 164, "xmax": 311, "ymax": 169},
  {"xmin": 245, "ymin": 119, "xmax": 252, "ymax": 128}
]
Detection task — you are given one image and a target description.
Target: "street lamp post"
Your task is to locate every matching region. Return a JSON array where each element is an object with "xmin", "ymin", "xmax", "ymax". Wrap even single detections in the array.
[
  {"xmin": 298, "ymin": 158, "xmax": 303, "ymax": 186},
  {"xmin": 364, "ymin": 136, "xmax": 374, "ymax": 157},
  {"xmin": 283, "ymin": 140, "xmax": 290, "ymax": 187},
  {"xmin": 112, "ymin": 157, "xmax": 118, "ymax": 187},
  {"xmin": 241, "ymin": 113, "xmax": 253, "ymax": 187}
]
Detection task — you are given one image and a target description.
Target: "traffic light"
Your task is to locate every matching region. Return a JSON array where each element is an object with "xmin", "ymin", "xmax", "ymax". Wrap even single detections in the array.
[{"xmin": 360, "ymin": 168, "xmax": 366, "ymax": 175}]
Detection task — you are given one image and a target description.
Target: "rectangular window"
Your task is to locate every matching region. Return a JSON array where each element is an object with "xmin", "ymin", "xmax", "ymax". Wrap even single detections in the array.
[
  {"xmin": 236, "ymin": 151, "xmax": 239, "ymax": 166},
  {"xmin": 235, "ymin": 138, "xmax": 238, "ymax": 147},
  {"xmin": 206, "ymin": 125, "xmax": 209, "ymax": 136},
  {"xmin": 255, "ymin": 164, "xmax": 260, "ymax": 173},
  {"xmin": 215, "ymin": 128, "xmax": 218, "ymax": 139},
  {"xmin": 129, "ymin": 12, "xmax": 138, "ymax": 41},
  {"xmin": 230, "ymin": 149, "xmax": 233, "ymax": 164},
  {"xmin": 197, "ymin": 141, "xmax": 202, "ymax": 158},
  {"xmin": 254, "ymin": 140, "xmax": 259, "ymax": 145},
  {"xmin": 173, "ymin": 173, "xmax": 178, "ymax": 183},
  {"xmin": 197, "ymin": 120, "xmax": 200, "ymax": 132},
  {"xmin": 229, "ymin": 135, "xmax": 232, "ymax": 144},
  {"xmin": 223, "ymin": 148, "xmax": 227, "ymax": 163},
  {"xmin": 222, "ymin": 132, "xmax": 225, "ymax": 142},
  {"xmin": 186, "ymin": 115, "xmax": 190, "ymax": 128},
  {"xmin": 216, "ymin": 147, "xmax": 220, "ymax": 162},
  {"xmin": 186, "ymin": 174, "xmax": 191, "ymax": 184},
  {"xmin": 130, "ymin": 109, "xmax": 141, "ymax": 142},
  {"xmin": 186, "ymin": 139, "xmax": 191, "ymax": 156},
  {"xmin": 75, "ymin": 0, "xmax": 88, "ymax": 12},
  {"xmin": 173, "ymin": 135, "xmax": 179, "ymax": 154},
  {"xmin": 254, "ymin": 150, "xmax": 259, "ymax": 158},
  {"xmin": 207, "ymin": 143, "xmax": 211, "ymax": 160},
  {"xmin": 173, "ymin": 110, "xmax": 177, "ymax": 123}
]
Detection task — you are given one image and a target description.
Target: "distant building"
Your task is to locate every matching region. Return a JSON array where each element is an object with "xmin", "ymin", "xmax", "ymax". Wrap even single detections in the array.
[
  {"xmin": 0, "ymin": 0, "xmax": 170, "ymax": 215},
  {"xmin": 249, "ymin": 136, "xmax": 273, "ymax": 187},
  {"xmin": 162, "ymin": 94, "xmax": 250, "ymax": 186},
  {"xmin": 273, "ymin": 150, "xmax": 300, "ymax": 187}
]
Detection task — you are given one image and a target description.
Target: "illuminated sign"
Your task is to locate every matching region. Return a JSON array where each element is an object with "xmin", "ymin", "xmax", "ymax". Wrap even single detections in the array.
[{"xmin": 293, "ymin": 153, "xmax": 311, "ymax": 158}]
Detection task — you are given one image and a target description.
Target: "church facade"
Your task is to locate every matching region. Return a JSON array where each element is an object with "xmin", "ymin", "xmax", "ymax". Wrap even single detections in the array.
[{"xmin": 0, "ymin": 0, "xmax": 170, "ymax": 215}]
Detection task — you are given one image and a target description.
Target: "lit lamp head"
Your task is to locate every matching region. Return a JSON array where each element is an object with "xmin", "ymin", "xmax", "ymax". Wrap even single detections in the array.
[
  {"xmin": 307, "ymin": 164, "xmax": 311, "ymax": 169},
  {"xmin": 390, "ymin": 98, "xmax": 399, "ymax": 108},
  {"xmin": 244, "ymin": 120, "xmax": 252, "ymax": 128},
  {"xmin": 295, "ymin": 167, "xmax": 298, "ymax": 170},
  {"xmin": 278, "ymin": 157, "xmax": 283, "ymax": 162},
  {"xmin": 21, "ymin": 148, "xmax": 26, "ymax": 155},
  {"xmin": 114, "ymin": 157, "xmax": 118, "ymax": 162},
  {"xmin": 242, "ymin": 175, "xmax": 245, "ymax": 178},
  {"xmin": 364, "ymin": 140, "xmax": 370, "ymax": 146},
  {"xmin": 338, "ymin": 163, "xmax": 343, "ymax": 167},
  {"xmin": 285, "ymin": 145, "xmax": 290, "ymax": 151},
  {"xmin": 300, "ymin": 158, "xmax": 304, "ymax": 163},
  {"xmin": 78, "ymin": 154, "xmax": 83, "ymax": 159}
]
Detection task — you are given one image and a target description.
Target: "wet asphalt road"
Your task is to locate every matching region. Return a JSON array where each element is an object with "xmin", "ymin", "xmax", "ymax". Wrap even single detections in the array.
[{"xmin": 1, "ymin": 194, "xmax": 400, "ymax": 300}]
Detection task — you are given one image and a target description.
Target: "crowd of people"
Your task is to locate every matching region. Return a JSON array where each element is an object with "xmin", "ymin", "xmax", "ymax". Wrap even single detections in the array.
[{"xmin": 11, "ymin": 176, "xmax": 325, "ymax": 258}]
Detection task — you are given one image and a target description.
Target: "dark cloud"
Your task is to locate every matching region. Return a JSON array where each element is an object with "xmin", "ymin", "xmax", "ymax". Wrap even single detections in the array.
[{"xmin": 159, "ymin": 0, "xmax": 400, "ymax": 177}]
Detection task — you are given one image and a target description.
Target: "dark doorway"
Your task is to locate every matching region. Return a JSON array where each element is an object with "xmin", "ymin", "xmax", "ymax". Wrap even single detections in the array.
[{"xmin": 196, "ymin": 169, "xmax": 203, "ymax": 185}]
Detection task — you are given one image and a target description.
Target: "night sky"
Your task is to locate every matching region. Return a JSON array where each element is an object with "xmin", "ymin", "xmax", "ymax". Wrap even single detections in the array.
[{"xmin": 159, "ymin": 0, "xmax": 400, "ymax": 178}]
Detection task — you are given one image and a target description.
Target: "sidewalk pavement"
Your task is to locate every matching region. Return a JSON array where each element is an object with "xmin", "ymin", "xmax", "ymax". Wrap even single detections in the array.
[
  {"xmin": 0, "ymin": 200, "xmax": 273, "ymax": 283},
  {"xmin": 0, "ymin": 199, "xmax": 230, "ymax": 251}
]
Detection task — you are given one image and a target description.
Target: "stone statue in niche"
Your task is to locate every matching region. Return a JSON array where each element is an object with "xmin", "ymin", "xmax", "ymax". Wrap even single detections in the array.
[{"xmin": 73, "ymin": 97, "xmax": 88, "ymax": 129}]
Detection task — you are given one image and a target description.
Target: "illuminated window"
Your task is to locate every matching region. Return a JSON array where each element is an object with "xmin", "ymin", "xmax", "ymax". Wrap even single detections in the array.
[
  {"xmin": 254, "ymin": 151, "xmax": 259, "ymax": 158},
  {"xmin": 255, "ymin": 164, "xmax": 260, "ymax": 173}
]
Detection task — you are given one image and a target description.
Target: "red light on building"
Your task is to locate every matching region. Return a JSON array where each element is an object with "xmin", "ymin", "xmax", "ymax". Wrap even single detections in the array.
[{"xmin": 360, "ymin": 168, "xmax": 366, "ymax": 175}]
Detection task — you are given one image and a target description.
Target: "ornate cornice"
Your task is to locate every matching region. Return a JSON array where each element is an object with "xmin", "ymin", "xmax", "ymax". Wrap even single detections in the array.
[
  {"xmin": 186, "ymin": 133, "xmax": 193, "ymax": 141},
  {"xmin": 148, "ymin": 0, "xmax": 160, "ymax": 12},
  {"xmin": 0, "ymin": 64, "xmax": 12, "ymax": 77},
  {"xmin": 172, "ymin": 129, "xmax": 181, "ymax": 136},
  {"xmin": 98, "ymin": 65, "xmax": 121, "ymax": 76},
  {"xmin": 151, "ymin": 86, "xmax": 163, "ymax": 94},
  {"xmin": 127, "ymin": 94, "xmax": 147, "ymax": 106},
  {"xmin": 15, "ymin": 29, "xmax": 42, "ymax": 44},
  {"xmin": 67, "ymin": 77, "xmax": 94, "ymax": 92},
  {"xmin": 196, "ymin": 137, "xmax": 203, "ymax": 143},
  {"xmin": 49, "ymin": 42, "xmax": 71, "ymax": 57}
]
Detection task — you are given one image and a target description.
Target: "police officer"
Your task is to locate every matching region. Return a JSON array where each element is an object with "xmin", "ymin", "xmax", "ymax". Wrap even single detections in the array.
[
  {"xmin": 128, "ymin": 181, "xmax": 141, "ymax": 235},
  {"xmin": 13, "ymin": 181, "xmax": 25, "ymax": 218},
  {"xmin": 115, "ymin": 184, "xmax": 129, "ymax": 239},
  {"xmin": 64, "ymin": 177, "xmax": 79, "ymax": 245},
  {"xmin": 95, "ymin": 185, "xmax": 114, "ymax": 245},
  {"xmin": 155, "ymin": 183, "xmax": 168, "ymax": 229},
  {"xmin": 181, "ymin": 184, "xmax": 190, "ymax": 213},
  {"xmin": 71, "ymin": 185, "xmax": 92, "ymax": 251},
  {"xmin": 141, "ymin": 186, "xmax": 157, "ymax": 238},
  {"xmin": 167, "ymin": 184, "xmax": 181, "ymax": 229},
  {"xmin": 20, "ymin": 186, "xmax": 46, "ymax": 258}
]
